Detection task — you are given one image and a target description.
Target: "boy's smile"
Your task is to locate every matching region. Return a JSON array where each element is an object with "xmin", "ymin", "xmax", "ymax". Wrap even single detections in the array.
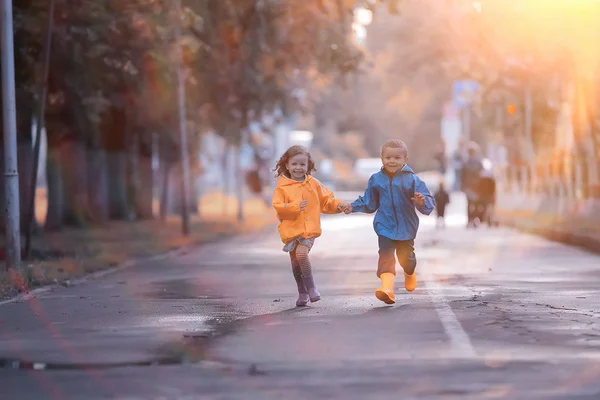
[{"xmin": 381, "ymin": 147, "xmax": 407, "ymax": 174}]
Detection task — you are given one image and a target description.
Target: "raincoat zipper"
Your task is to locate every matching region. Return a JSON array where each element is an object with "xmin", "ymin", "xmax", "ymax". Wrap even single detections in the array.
[{"xmin": 388, "ymin": 174, "xmax": 400, "ymax": 237}]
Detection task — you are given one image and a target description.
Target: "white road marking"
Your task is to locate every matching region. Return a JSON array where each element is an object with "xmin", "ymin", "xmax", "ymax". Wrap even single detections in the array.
[{"xmin": 422, "ymin": 271, "xmax": 478, "ymax": 358}]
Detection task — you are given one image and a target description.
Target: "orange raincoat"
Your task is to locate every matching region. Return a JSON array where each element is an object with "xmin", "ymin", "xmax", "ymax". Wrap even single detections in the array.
[{"xmin": 272, "ymin": 175, "xmax": 343, "ymax": 243}]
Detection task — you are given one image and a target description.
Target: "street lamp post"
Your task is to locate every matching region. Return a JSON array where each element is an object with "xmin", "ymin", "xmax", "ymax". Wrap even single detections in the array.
[{"xmin": 1, "ymin": 0, "xmax": 22, "ymax": 271}]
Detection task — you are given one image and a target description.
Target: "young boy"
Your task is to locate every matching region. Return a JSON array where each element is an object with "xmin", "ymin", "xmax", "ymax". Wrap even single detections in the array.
[
  {"xmin": 434, "ymin": 179, "xmax": 451, "ymax": 229},
  {"xmin": 342, "ymin": 139, "xmax": 435, "ymax": 304}
]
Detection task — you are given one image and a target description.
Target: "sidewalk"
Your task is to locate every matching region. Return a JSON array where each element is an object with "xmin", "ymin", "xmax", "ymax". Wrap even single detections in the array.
[
  {"xmin": 0, "ymin": 190, "xmax": 277, "ymax": 300},
  {"xmin": 496, "ymin": 193, "xmax": 600, "ymax": 255}
]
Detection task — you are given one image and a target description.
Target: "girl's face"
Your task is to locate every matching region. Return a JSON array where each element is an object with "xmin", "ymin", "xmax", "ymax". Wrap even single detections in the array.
[{"xmin": 286, "ymin": 153, "xmax": 309, "ymax": 181}]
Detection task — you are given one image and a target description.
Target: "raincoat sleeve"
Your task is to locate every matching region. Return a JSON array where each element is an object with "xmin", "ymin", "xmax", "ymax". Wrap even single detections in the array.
[
  {"xmin": 316, "ymin": 180, "xmax": 342, "ymax": 214},
  {"xmin": 272, "ymin": 187, "xmax": 301, "ymax": 220},
  {"xmin": 351, "ymin": 175, "xmax": 379, "ymax": 213},
  {"xmin": 414, "ymin": 176, "xmax": 435, "ymax": 216}
]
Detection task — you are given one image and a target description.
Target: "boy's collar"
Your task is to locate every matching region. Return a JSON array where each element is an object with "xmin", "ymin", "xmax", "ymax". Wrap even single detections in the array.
[{"xmin": 383, "ymin": 164, "xmax": 410, "ymax": 176}]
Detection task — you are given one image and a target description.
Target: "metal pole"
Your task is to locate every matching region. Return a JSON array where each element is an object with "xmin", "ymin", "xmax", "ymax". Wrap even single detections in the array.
[
  {"xmin": 237, "ymin": 131, "xmax": 245, "ymax": 222},
  {"xmin": 524, "ymin": 85, "xmax": 534, "ymax": 193},
  {"xmin": 222, "ymin": 145, "xmax": 228, "ymax": 216},
  {"xmin": 1, "ymin": 0, "xmax": 22, "ymax": 270},
  {"xmin": 173, "ymin": 0, "xmax": 190, "ymax": 235},
  {"xmin": 24, "ymin": 0, "xmax": 54, "ymax": 259},
  {"xmin": 524, "ymin": 85, "xmax": 533, "ymax": 157}
]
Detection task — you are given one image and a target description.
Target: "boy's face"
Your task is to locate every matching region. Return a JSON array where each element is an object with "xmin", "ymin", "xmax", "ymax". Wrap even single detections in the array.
[
  {"xmin": 286, "ymin": 153, "xmax": 309, "ymax": 180},
  {"xmin": 381, "ymin": 146, "xmax": 407, "ymax": 174}
]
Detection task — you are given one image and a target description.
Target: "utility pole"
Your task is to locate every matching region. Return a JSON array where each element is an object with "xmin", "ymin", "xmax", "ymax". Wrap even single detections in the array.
[
  {"xmin": 1, "ymin": 0, "xmax": 22, "ymax": 271},
  {"xmin": 524, "ymin": 85, "xmax": 533, "ymax": 158},
  {"xmin": 25, "ymin": 0, "xmax": 55, "ymax": 259},
  {"xmin": 173, "ymin": 0, "xmax": 190, "ymax": 235},
  {"xmin": 236, "ymin": 129, "xmax": 246, "ymax": 222},
  {"xmin": 524, "ymin": 84, "xmax": 534, "ymax": 194}
]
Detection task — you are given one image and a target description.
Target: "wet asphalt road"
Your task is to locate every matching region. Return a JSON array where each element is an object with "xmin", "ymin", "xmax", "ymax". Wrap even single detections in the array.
[{"xmin": 1, "ymin": 193, "xmax": 600, "ymax": 399}]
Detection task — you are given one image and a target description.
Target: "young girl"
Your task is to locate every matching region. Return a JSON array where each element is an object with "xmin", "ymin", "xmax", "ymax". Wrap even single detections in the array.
[{"xmin": 272, "ymin": 145, "xmax": 349, "ymax": 306}]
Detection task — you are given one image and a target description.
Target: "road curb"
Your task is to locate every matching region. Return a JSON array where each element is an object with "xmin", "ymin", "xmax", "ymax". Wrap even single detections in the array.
[
  {"xmin": 499, "ymin": 216, "xmax": 600, "ymax": 255},
  {"xmin": 0, "ymin": 244, "xmax": 196, "ymax": 307}
]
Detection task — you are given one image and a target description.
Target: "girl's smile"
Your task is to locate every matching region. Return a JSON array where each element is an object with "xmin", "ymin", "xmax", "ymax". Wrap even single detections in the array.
[{"xmin": 286, "ymin": 154, "xmax": 309, "ymax": 181}]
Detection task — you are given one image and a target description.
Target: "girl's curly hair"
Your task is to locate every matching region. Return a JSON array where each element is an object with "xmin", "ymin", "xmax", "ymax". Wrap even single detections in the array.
[{"xmin": 272, "ymin": 145, "xmax": 317, "ymax": 177}]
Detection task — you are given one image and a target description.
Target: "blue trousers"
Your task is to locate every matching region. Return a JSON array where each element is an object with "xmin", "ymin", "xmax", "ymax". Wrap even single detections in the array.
[{"xmin": 377, "ymin": 236, "xmax": 417, "ymax": 277}]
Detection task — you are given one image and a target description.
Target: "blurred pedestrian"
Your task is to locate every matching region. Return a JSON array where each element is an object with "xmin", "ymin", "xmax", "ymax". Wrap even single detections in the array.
[
  {"xmin": 434, "ymin": 179, "xmax": 451, "ymax": 229},
  {"xmin": 461, "ymin": 142, "xmax": 484, "ymax": 228},
  {"xmin": 434, "ymin": 139, "xmax": 447, "ymax": 175},
  {"xmin": 342, "ymin": 139, "xmax": 435, "ymax": 304},
  {"xmin": 272, "ymin": 145, "xmax": 350, "ymax": 307},
  {"xmin": 477, "ymin": 162, "xmax": 497, "ymax": 227}
]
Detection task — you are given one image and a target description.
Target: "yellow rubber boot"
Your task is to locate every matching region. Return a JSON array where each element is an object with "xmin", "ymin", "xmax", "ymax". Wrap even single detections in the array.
[
  {"xmin": 375, "ymin": 272, "xmax": 395, "ymax": 304},
  {"xmin": 404, "ymin": 271, "xmax": 417, "ymax": 292}
]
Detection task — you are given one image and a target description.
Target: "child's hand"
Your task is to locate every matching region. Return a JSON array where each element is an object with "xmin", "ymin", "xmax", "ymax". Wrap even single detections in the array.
[
  {"xmin": 337, "ymin": 202, "xmax": 352, "ymax": 214},
  {"xmin": 411, "ymin": 192, "xmax": 425, "ymax": 207},
  {"xmin": 300, "ymin": 200, "xmax": 308, "ymax": 211}
]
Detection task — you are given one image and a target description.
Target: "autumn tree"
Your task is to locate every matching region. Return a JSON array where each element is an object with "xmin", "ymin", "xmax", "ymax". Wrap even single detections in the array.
[{"xmin": 4, "ymin": 0, "xmax": 371, "ymax": 235}]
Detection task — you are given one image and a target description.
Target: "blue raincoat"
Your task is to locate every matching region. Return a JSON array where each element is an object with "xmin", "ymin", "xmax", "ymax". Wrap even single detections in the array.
[{"xmin": 351, "ymin": 164, "xmax": 435, "ymax": 240}]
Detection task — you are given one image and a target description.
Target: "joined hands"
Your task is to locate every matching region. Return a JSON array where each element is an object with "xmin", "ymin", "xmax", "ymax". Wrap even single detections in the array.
[{"xmin": 337, "ymin": 202, "xmax": 352, "ymax": 214}]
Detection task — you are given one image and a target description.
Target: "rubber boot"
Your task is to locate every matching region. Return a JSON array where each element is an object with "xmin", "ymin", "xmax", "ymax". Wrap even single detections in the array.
[
  {"xmin": 302, "ymin": 274, "xmax": 321, "ymax": 303},
  {"xmin": 293, "ymin": 268, "xmax": 310, "ymax": 307},
  {"xmin": 404, "ymin": 271, "xmax": 417, "ymax": 292},
  {"xmin": 375, "ymin": 272, "xmax": 395, "ymax": 304}
]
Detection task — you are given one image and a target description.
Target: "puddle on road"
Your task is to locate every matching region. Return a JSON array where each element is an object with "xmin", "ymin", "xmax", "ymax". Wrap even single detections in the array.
[
  {"xmin": 140, "ymin": 278, "xmax": 226, "ymax": 300},
  {"xmin": 0, "ymin": 279, "xmax": 245, "ymax": 372},
  {"xmin": 0, "ymin": 313, "xmax": 237, "ymax": 372}
]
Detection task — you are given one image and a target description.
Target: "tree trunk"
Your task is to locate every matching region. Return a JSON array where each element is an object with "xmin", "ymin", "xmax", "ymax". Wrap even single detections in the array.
[
  {"xmin": 136, "ymin": 153, "xmax": 154, "ymax": 219},
  {"xmin": 45, "ymin": 143, "xmax": 64, "ymax": 231},
  {"xmin": 235, "ymin": 144, "xmax": 244, "ymax": 221},
  {"xmin": 62, "ymin": 140, "xmax": 91, "ymax": 227},
  {"xmin": 128, "ymin": 129, "xmax": 154, "ymax": 220},
  {"xmin": 190, "ymin": 176, "xmax": 199, "ymax": 215},
  {"xmin": 127, "ymin": 129, "xmax": 140, "ymax": 220},
  {"xmin": 87, "ymin": 147, "xmax": 109, "ymax": 223},
  {"xmin": 107, "ymin": 150, "xmax": 131, "ymax": 220},
  {"xmin": 87, "ymin": 108, "xmax": 109, "ymax": 223},
  {"xmin": 222, "ymin": 144, "xmax": 229, "ymax": 216},
  {"xmin": 103, "ymin": 104, "xmax": 131, "ymax": 221},
  {"xmin": 17, "ymin": 142, "xmax": 36, "ymax": 232},
  {"xmin": 159, "ymin": 162, "xmax": 170, "ymax": 221},
  {"xmin": 167, "ymin": 165, "xmax": 180, "ymax": 215}
]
